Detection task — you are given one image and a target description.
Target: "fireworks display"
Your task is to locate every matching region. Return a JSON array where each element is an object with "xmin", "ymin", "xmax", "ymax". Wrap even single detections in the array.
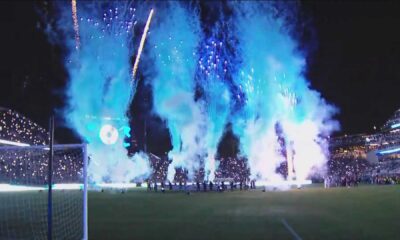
[
  {"xmin": 227, "ymin": 2, "xmax": 339, "ymax": 183},
  {"xmin": 197, "ymin": 37, "xmax": 231, "ymax": 181},
  {"xmin": 0, "ymin": 109, "xmax": 83, "ymax": 185},
  {"xmin": 45, "ymin": 1, "xmax": 154, "ymax": 183},
  {"xmin": 42, "ymin": 1, "xmax": 340, "ymax": 186},
  {"xmin": 148, "ymin": 2, "xmax": 204, "ymax": 181}
]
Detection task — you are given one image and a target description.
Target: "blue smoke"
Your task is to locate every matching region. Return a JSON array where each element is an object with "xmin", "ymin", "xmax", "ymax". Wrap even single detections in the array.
[
  {"xmin": 228, "ymin": 2, "xmax": 339, "ymax": 181},
  {"xmin": 147, "ymin": 2, "xmax": 204, "ymax": 180},
  {"xmin": 46, "ymin": 2, "xmax": 151, "ymax": 183},
  {"xmin": 43, "ymin": 1, "xmax": 339, "ymax": 184},
  {"xmin": 147, "ymin": 3, "xmax": 235, "ymax": 181},
  {"xmin": 197, "ymin": 35, "xmax": 231, "ymax": 180}
]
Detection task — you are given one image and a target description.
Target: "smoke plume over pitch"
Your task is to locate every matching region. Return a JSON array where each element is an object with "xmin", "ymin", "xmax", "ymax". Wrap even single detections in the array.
[
  {"xmin": 229, "ymin": 2, "xmax": 339, "ymax": 183},
  {"xmin": 196, "ymin": 21, "xmax": 233, "ymax": 181},
  {"xmin": 45, "ymin": 2, "xmax": 151, "ymax": 183},
  {"xmin": 147, "ymin": 2, "xmax": 204, "ymax": 181}
]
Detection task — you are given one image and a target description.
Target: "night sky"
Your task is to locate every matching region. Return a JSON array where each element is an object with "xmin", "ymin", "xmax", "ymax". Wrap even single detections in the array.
[{"xmin": 0, "ymin": 1, "xmax": 399, "ymax": 153}]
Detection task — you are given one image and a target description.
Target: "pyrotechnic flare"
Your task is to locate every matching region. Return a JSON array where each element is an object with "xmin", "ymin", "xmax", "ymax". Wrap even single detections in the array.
[
  {"xmin": 71, "ymin": 0, "xmax": 80, "ymax": 50},
  {"xmin": 132, "ymin": 9, "xmax": 154, "ymax": 81}
]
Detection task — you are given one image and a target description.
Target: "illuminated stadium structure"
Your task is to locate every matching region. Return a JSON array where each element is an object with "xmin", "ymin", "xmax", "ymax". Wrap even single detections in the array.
[
  {"xmin": 329, "ymin": 133, "xmax": 370, "ymax": 154},
  {"xmin": 0, "ymin": 108, "xmax": 156, "ymax": 188},
  {"xmin": 0, "ymin": 108, "xmax": 83, "ymax": 185},
  {"xmin": 329, "ymin": 108, "xmax": 400, "ymax": 177},
  {"xmin": 381, "ymin": 108, "xmax": 400, "ymax": 131},
  {"xmin": 374, "ymin": 108, "xmax": 400, "ymax": 175}
]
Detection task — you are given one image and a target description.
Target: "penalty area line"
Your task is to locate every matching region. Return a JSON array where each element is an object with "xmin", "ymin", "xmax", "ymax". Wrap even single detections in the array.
[{"xmin": 281, "ymin": 218, "xmax": 302, "ymax": 240}]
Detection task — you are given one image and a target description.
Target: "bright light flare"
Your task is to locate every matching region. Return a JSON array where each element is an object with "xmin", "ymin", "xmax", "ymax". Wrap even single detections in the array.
[
  {"xmin": 53, "ymin": 183, "xmax": 83, "ymax": 190},
  {"xmin": 95, "ymin": 183, "xmax": 140, "ymax": 189},
  {"xmin": 257, "ymin": 179, "xmax": 312, "ymax": 188},
  {"xmin": 0, "ymin": 183, "xmax": 83, "ymax": 192},
  {"xmin": 99, "ymin": 124, "xmax": 119, "ymax": 145}
]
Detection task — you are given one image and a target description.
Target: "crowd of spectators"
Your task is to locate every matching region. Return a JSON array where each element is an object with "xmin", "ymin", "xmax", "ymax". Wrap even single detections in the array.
[
  {"xmin": 2, "ymin": 106, "xmax": 399, "ymax": 190},
  {"xmin": 0, "ymin": 148, "xmax": 84, "ymax": 185},
  {"xmin": 0, "ymin": 109, "xmax": 83, "ymax": 185},
  {"xmin": 0, "ymin": 108, "xmax": 48, "ymax": 146},
  {"xmin": 146, "ymin": 155, "xmax": 251, "ymax": 185},
  {"xmin": 325, "ymin": 154, "xmax": 370, "ymax": 186}
]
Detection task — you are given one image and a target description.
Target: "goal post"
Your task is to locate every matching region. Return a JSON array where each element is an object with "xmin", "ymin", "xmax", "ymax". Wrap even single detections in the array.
[{"xmin": 0, "ymin": 143, "xmax": 88, "ymax": 240}]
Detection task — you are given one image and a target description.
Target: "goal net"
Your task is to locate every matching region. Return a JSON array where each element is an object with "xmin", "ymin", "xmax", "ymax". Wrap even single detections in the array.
[{"xmin": 0, "ymin": 144, "xmax": 88, "ymax": 240}]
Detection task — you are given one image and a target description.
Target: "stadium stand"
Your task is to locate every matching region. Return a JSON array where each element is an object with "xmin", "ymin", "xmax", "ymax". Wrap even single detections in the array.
[
  {"xmin": 328, "ymin": 107, "xmax": 400, "ymax": 186},
  {"xmin": 0, "ymin": 107, "xmax": 48, "ymax": 146}
]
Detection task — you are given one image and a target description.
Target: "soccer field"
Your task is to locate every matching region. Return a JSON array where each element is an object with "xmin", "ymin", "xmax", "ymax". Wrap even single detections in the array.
[{"xmin": 89, "ymin": 185, "xmax": 400, "ymax": 240}]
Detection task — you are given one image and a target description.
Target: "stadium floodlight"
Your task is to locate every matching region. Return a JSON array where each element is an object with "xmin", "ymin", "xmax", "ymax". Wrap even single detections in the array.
[
  {"xmin": 0, "ymin": 144, "xmax": 88, "ymax": 240},
  {"xmin": 0, "ymin": 138, "xmax": 30, "ymax": 147}
]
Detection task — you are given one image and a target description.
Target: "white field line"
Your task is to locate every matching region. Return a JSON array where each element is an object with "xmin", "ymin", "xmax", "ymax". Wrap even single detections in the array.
[{"xmin": 281, "ymin": 218, "xmax": 302, "ymax": 240}]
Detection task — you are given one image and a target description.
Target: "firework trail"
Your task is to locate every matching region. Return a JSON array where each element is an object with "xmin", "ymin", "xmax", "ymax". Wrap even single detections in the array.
[
  {"xmin": 71, "ymin": 0, "xmax": 80, "ymax": 50},
  {"xmin": 132, "ymin": 9, "xmax": 154, "ymax": 81}
]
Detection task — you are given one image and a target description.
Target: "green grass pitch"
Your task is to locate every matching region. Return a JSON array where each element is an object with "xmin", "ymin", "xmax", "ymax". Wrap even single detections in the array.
[
  {"xmin": 1, "ymin": 184, "xmax": 399, "ymax": 239},
  {"xmin": 89, "ymin": 185, "xmax": 400, "ymax": 240}
]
